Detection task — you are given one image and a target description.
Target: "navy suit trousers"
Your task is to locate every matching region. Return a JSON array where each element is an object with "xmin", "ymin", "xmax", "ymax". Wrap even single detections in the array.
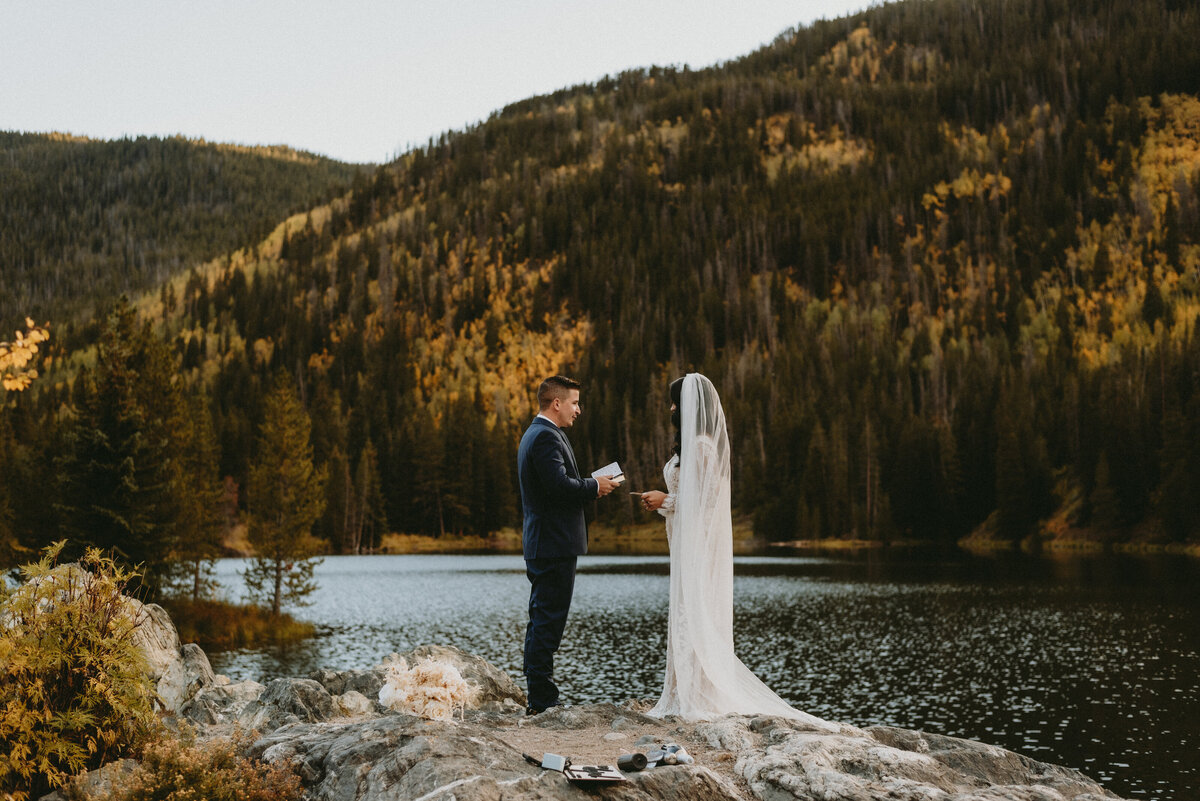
[{"xmin": 523, "ymin": 555, "xmax": 577, "ymax": 710}]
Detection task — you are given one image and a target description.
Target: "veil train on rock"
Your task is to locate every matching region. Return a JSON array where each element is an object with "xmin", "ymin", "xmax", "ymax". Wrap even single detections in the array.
[{"xmin": 648, "ymin": 373, "xmax": 837, "ymax": 729}]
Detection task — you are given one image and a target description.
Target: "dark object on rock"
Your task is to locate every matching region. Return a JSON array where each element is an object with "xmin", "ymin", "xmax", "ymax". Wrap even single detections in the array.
[
  {"xmin": 563, "ymin": 763, "xmax": 626, "ymax": 784},
  {"xmin": 618, "ymin": 751, "xmax": 649, "ymax": 771}
]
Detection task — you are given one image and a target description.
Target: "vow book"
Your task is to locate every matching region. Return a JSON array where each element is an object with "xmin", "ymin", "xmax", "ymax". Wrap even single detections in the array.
[{"xmin": 591, "ymin": 462, "xmax": 624, "ymax": 484}]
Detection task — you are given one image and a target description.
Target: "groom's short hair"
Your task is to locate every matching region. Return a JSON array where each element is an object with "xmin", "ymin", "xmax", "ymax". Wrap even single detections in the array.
[{"xmin": 538, "ymin": 375, "xmax": 581, "ymax": 410}]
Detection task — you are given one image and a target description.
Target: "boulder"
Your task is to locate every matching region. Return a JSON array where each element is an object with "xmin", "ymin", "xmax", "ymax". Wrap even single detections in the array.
[
  {"xmin": 36, "ymin": 759, "xmax": 138, "ymax": 801},
  {"xmin": 180, "ymin": 677, "xmax": 266, "ymax": 725},
  {"xmin": 133, "ymin": 604, "xmax": 217, "ymax": 712},
  {"xmin": 309, "ymin": 666, "xmax": 388, "ymax": 699},
  {"xmin": 243, "ymin": 701, "xmax": 1128, "ymax": 801},
  {"xmin": 334, "ymin": 690, "xmax": 376, "ymax": 718},
  {"xmin": 520, "ymin": 702, "xmax": 662, "ymax": 732},
  {"xmin": 238, "ymin": 677, "xmax": 336, "ymax": 731},
  {"xmin": 693, "ymin": 715, "xmax": 1122, "ymax": 801},
  {"xmin": 248, "ymin": 712, "xmax": 744, "ymax": 801},
  {"xmin": 37, "ymin": 589, "xmax": 1129, "ymax": 801}
]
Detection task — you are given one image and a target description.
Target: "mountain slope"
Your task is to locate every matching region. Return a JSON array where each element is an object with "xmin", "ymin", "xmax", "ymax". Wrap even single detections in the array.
[
  {"xmin": 0, "ymin": 132, "xmax": 363, "ymax": 333},
  {"xmin": 22, "ymin": 0, "xmax": 1200, "ymax": 549}
]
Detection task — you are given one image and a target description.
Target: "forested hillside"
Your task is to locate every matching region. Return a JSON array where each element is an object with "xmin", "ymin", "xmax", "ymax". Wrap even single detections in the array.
[
  {"xmin": 0, "ymin": 133, "xmax": 362, "ymax": 332},
  {"xmin": 4, "ymin": 0, "xmax": 1200, "ymax": 571}
]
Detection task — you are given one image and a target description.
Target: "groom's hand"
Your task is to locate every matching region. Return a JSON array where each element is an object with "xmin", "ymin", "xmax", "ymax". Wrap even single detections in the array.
[{"xmin": 595, "ymin": 475, "xmax": 619, "ymax": 497}]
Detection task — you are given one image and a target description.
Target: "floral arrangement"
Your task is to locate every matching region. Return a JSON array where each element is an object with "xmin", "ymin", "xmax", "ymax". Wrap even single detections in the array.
[{"xmin": 377, "ymin": 656, "xmax": 477, "ymax": 721}]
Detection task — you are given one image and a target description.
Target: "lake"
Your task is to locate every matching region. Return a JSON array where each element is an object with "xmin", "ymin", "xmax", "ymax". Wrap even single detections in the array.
[{"xmin": 208, "ymin": 551, "xmax": 1199, "ymax": 800}]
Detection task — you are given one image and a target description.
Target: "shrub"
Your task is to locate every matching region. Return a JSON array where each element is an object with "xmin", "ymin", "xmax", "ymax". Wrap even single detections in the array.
[
  {"xmin": 64, "ymin": 730, "xmax": 303, "ymax": 801},
  {"xmin": 0, "ymin": 542, "xmax": 157, "ymax": 800}
]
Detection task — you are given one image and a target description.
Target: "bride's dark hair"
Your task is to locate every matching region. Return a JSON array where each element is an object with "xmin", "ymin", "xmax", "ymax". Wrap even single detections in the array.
[{"xmin": 669, "ymin": 376, "xmax": 684, "ymax": 457}]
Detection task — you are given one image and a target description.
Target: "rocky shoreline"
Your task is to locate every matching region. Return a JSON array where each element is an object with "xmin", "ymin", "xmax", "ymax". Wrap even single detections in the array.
[{"xmin": 50, "ymin": 599, "xmax": 1128, "ymax": 801}]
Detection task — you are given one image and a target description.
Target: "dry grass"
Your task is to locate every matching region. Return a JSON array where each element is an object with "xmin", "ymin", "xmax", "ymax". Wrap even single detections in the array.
[
  {"xmin": 379, "ymin": 528, "xmax": 523, "ymax": 554},
  {"xmin": 377, "ymin": 518, "xmax": 763, "ymax": 556},
  {"xmin": 68, "ymin": 730, "xmax": 303, "ymax": 801},
  {"xmin": 159, "ymin": 598, "xmax": 315, "ymax": 651}
]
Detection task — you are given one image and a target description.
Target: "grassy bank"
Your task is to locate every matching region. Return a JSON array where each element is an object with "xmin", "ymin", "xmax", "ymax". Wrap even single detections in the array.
[
  {"xmin": 766, "ymin": 537, "xmax": 938, "ymax": 552},
  {"xmin": 958, "ymin": 511, "xmax": 1200, "ymax": 557},
  {"xmin": 159, "ymin": 598, "xmax": 315, "ymax": 651},
  {"xmin": 379, "ymin": 528, "xmax": 524, "ymax": 554},
  {"xmin": 376, "ymin": 517, "xmax": 763, "ymax": 556}
]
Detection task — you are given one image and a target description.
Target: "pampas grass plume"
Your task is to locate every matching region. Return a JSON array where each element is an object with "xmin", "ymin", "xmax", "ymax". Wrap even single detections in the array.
[{"xmin": 378, "ymin": 657, "xmax": 478, "ymax": 721}]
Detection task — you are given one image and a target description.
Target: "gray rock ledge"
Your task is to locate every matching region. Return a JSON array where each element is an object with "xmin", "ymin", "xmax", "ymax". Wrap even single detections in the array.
[
  {"xmin": 240, "ymin": 698, "xmax": 1124, "ymax": 801},
  {"xmin": 42, "ymin": 598, "xmax": 1130, "ymax": 801}
]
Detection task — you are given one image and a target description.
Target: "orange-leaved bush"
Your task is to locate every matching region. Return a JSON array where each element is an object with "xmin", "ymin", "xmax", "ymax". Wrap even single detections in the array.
[
  {"xmin": 64, "ymin": 730, "xmax": 303, "ymax": 801},
  {"xmin": 0, "ymin": 542, "xmax": 156, "ymax": 800}
]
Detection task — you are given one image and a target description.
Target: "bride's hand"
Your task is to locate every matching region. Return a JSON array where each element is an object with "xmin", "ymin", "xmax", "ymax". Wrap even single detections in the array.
[{"xmin": 641, "ymin": 490, "xmax": 668, "ymax": 512}]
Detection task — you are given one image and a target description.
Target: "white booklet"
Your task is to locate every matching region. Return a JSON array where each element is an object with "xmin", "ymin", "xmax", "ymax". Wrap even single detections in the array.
[{"xmin": 591, "ymin": 461, "xmax": 624, "ymax": 484}]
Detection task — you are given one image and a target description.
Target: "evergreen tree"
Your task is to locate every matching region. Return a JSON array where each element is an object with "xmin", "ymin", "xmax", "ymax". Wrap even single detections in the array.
[
  {"xmin": 1089, "ymin": 451, "xmax": 1123, "ymax": 533},
  {"xmin": 353, "ymin": 438, "xmax": 387, "ymax": 553},
  {"xmin": 244, "ymin": 373, "xmax": 327, "ymax": 615},
  {"xmin": 168, "ymin": 393, "xmax": 225, "ymax": 601},
  {"xmin": 1154, "ymin": 408, "xmax": 1198, "ymax": 541},
  {"xmin": 55, "ymin": 299, "xmax": 179, "ymax": 593}
]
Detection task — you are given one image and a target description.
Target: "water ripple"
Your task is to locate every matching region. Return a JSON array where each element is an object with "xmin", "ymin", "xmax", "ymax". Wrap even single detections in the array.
[{"xmin": 208, "ymin": 553, "xmax": 1199, "ymax": 800}]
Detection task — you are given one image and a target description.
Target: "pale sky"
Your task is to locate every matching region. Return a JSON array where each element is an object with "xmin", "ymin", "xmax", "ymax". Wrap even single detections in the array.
[{"xmin": 2, "ymin": 1, "xmax": 872, "ymax": 165}]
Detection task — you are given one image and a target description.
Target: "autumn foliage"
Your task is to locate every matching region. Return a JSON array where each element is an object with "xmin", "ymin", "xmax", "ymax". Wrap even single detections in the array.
[
  {"xmin": 3, "ymin": 0, "xmax": 1200, "ymax": 559},
  {"xmin": 0, "ymin": 543, "xmax": 156, "ymax": 800}
]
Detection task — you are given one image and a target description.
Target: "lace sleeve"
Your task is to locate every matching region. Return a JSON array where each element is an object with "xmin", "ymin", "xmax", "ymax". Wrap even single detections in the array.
[{"xmin": 657, "ymin": 456, "xmax": 679, "ymax": 517}]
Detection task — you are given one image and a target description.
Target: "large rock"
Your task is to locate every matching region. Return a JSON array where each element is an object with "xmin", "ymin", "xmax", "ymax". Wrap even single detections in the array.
[
  {"xmin": 517, "ymin": 702, "xmax": 662, "ymax": 732},
  {"xmin": 33, "ymin": 587, "xmax": 1130, "ymax": 801},
  {"xmin": 36, "ymin": 759, "xmax": 138, "ymax": 801},
  {"xmin": 243, "ymin": 702, "xmax": 1128, "ymax": 801},
  {"xmin": 180, "ymin": 676, "xmax": 267, "ymax": 725},
  {"xmin": 238, "ymin": 678, "xmax": 336, "ymax": 731},
  {"xmin": 309, "ymin": 666, "xmax": 388, "ymax": 699},
  {"xmin": 132, "ymin": 605, "xmax": 218, "ymax": 712},
  {"xmin": 248, "ymin": 713, "xmax": 744, "ymax": 801},
  {"xmin": 695, "ymin": 715, "xmax": 1121, "ymax": 801}
]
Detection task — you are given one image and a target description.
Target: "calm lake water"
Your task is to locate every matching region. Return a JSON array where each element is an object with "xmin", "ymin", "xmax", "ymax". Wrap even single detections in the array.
[{"xmin": 209, "ymin": 551, "xmax": 1199, "ymax": 800}]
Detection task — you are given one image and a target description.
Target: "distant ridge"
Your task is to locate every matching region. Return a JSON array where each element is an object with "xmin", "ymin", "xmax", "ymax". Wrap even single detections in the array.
[{"xmin": 0, "ymin": 131, "xmax": 364, "ymax": 332}]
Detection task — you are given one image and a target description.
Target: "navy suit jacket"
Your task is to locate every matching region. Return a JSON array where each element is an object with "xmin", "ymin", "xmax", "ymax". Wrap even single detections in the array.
[{"xmin": 517, "ymin": 416, "xmax": 597, "ymax": 559}]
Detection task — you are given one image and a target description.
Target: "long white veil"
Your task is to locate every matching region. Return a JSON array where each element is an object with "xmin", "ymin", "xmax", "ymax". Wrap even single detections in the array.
[{"xmin": 650, "ymin": 373, "xmax": 835, "ymax": 728}]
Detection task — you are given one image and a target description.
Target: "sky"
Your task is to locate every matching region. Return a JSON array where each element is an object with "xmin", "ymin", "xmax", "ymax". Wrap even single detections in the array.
[{"xmin": 2, "ymin": 1, "xmax": 873, "ymax": 165}]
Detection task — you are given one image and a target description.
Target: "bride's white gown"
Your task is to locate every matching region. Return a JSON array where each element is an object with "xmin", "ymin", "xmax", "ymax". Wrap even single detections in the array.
[{"xmin": 647, "ymin": 374, "xmax": 835, "ymax": 728}]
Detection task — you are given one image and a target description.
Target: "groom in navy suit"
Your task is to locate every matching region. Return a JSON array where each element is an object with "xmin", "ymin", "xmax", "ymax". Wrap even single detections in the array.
[{"xmin": 518, "ymin": 375, "xmax": 618, "ymax": 714}]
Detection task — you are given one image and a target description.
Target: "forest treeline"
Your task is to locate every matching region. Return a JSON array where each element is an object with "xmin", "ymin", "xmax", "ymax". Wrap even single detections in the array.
[
  {"xmin": 0, "ymin": 132, "xmax": 362, "ymax": 334},
  {"xmin": 3, "ymin": 0, "xmax": 1200, "ymax": 577}
]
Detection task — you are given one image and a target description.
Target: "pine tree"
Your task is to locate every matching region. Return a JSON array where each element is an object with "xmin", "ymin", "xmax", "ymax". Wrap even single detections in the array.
[
  {"xmin": 1153, "ymin": 408, "xmax": 1196, "ymax": 541},
  {"xmin": 1089, "ymin": 451, "xmax": 1123, "ymax": 533},
  {"xmin": 168, "ymin": 393, "xmax": 224, "ymax": 601},
  {"xmin": 55, "ymin": 299, "xmax": 179, "ymax": 593},
  {"xmin": 995, "ymin": 412, "xmax": 1033, "ymax": 541},
  {"xmin": 244, "ymin": 374, "xmax": 327, "ymax": 615},
  {"xmin": 353, "ymin": 439, "xmax": 387, "ymax": 553}
]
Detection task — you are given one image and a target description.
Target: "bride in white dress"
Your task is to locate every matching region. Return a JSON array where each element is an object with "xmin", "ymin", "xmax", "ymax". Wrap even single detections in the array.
[{"xmin": 639, "ymin": 373, "xmax": 836, "ymax": 727}]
